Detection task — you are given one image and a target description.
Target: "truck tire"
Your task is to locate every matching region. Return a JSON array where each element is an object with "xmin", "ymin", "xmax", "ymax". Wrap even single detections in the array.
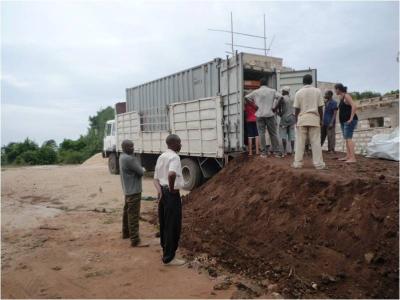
[
  {"xmin": 108, "ymin": 153, "xmax": 120, "ymax": 175},
  {"xmin": 181, "ymin": 158, "xmax": 202, "ymax": 191}
]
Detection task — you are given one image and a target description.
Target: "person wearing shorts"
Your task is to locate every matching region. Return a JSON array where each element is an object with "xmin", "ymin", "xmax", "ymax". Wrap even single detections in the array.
[
  {"xmin": 275, "ymin": 86, "xmax": 295, "ymax": 156},
  {"xmin": 244, "ymin": 98, "xmax": 259, "ymax": 156},
  {"xmin": 335, "ymin": 83, "xmax": 358, "ymax": 163}
]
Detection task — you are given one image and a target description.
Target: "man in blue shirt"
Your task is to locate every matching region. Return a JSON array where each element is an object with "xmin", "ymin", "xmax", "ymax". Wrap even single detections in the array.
[{"xmin": 321, "ymin": 90, "xmax": 338, "ymax": 153}]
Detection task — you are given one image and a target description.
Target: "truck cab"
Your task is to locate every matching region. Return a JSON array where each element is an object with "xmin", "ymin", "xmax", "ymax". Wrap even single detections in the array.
[{"xmin": 103, "ymin": 120, "xmax": 119, "ymax": 174}]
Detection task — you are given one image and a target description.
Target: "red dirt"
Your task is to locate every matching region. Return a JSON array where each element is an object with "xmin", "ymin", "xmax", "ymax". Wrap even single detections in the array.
[{"xmin": 181, "ymin": 153, "xmax": 399, "ymax": 299}]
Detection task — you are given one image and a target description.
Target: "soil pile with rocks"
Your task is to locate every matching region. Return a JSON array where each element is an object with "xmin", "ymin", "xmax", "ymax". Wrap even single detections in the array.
[{"xmin": 181, "ymin": 154, "xmax": 399, "ymax": 298}]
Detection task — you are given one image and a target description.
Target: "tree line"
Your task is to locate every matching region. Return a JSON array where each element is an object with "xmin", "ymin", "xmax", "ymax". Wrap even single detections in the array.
[
  {"xmin": 1, "ymin": 107, "xmax": 114, "ymax": 166},
  {"xmin": 351, "ymin": 89, "xmax": 399, "ymax": 100}
]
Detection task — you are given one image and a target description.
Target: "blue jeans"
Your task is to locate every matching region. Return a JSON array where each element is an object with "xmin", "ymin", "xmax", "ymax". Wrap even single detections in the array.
[{"xmin": 340, "ymin": 119, "xmax": 358, "ymax": 139}]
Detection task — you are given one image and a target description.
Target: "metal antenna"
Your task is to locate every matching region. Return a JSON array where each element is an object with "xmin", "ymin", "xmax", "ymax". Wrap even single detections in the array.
[
  {"xmin": 230, "ymin": 12, "xmax": 234, "ymax": 56},
  {"xmin": 208, "ymin": 13, "xmax": 271, "ymax": 57},
  {"xmin": 267, "ymin": 35, "xmax": 275, "ymax": 56},
  {"xmin": 263, "ymin": 13, "xmax": 267, "ymax": 56}
]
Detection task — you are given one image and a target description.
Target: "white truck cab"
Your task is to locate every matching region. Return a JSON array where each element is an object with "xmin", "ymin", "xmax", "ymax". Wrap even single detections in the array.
[{"xmin": 102, "ymin": 120, "xmax": 118, "ymax": 174}]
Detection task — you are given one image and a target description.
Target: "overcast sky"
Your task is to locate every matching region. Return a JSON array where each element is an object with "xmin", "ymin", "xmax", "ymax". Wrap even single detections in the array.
[{"xmin": 1, "ymin": 0, "xmax": 399, "ymax": 146}]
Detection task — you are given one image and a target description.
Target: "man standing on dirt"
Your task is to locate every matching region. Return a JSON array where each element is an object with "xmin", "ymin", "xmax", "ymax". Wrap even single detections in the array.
[
  {"xmin": 321, "ymin": 90, "xmax": 338, "ymax": 153},
  {"xmin": 292, "ymin": 74, "xmax": 326, "ymax": 169},
  {"xmin": 275, "ymin": 86, "xmax": 296, "ymax": 156},
  {"xmin": 245, "ymin": 77, "xmax": 282, "ymax": 157},
  {"xmin": 119, "ymin": 140, "xmax": 147, "ymax": 247},
  {"xmin": 153, "ymin": 134, "xmax": 185, "ymax": 266}
]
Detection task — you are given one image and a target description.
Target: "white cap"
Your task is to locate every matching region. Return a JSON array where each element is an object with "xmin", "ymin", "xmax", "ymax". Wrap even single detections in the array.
[{"xmin": 281, "ymin": 86, "xmax": 290, "ymax": 93}]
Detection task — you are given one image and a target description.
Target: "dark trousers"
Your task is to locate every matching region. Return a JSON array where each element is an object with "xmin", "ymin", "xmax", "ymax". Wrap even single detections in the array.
[
  {"xmin": 122, "ymin": 193, "xmax": 141, "ymax": 243},
  {"xmin": 158, "ymin": 186, "xmax": 182, "ymax": 263},
  {"xmin": 321, "ymin": 125, "xmax": 336, "ymax": 151}
]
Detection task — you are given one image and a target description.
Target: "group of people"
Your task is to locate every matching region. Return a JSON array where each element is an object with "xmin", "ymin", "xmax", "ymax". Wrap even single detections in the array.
[
  {"xmin": 244, "ymin": 75, "xmax": 358, "ymax": 167},
  {"xmin": 116, "ymin": 75, "xmax": 359, "ymax": 267},
  {"xmin": 119, "ymin": 134, "xmax": 186, "ymax": 266}
]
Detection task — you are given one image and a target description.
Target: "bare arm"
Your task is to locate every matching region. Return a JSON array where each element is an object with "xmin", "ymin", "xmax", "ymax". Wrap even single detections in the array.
[
  {"xmin": 318, "ymin": 106, "xmax": 323, "ymax": 125},
  {"xmin": 168, "ymin": 171, "xmax": 177, "ymax": 193},
  {"xmin": 294, "ymin": 108, "xmax": 300, "ymax": 124},
  {"xmin": 245, "ymin": 89, "xmax": 257, "ymax": 101},
  {"xmin": 293, "ymin": 92, "xmax": 300, "ymax": 124},
  {"xmin": 153, "ymin": 179, "xmax": 162, "ymax": 200},
  {"xmin": 330, "ymin": 110, "xmax": 337, "ymax": 127},
  {"xmin": 344, "ymin": 94, "xmax": 357, "ymax": 122}
]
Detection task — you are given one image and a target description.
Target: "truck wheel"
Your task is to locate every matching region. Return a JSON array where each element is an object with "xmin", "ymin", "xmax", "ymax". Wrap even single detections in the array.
[
  {"xmin": 108, "ymin": 153, "xmax": 119, "ymax": 175},
  {"xmin": 181, "ymin": 158, "xmax": 202, "ymax": 191}
]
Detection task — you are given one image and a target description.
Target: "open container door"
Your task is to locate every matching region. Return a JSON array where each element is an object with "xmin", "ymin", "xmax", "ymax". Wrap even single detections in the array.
[
  {"xmin": 276, "ymin": 69, "xmax": 317, "ymax": 97},
  {"xmin": 220, "ymin": 54, "xmax": 243, "ymax": 153}
]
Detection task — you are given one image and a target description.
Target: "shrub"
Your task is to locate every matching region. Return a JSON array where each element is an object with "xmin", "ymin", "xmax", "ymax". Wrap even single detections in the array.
[
  {"xmin": 17, "ymin": 150, "xmax": 40, "ymax": 165},
  {"xmin": 38, "ymin": 146, "xmax": 58, "ymax": 165},
  {"xmin": 59, "ymin": 151, "xmax": 85, "ymax": 164}
]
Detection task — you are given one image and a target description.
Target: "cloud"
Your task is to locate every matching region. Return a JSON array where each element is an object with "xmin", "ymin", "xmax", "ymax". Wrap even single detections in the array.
[{"xmin": 1, "ymin": 74, "xmax": 31, "ymax": 89}]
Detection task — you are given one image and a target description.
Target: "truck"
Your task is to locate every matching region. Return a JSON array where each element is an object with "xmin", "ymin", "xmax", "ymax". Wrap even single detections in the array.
[{"xmin": 103, "ymin": 52, "xmax": 317, "ymax": 190}]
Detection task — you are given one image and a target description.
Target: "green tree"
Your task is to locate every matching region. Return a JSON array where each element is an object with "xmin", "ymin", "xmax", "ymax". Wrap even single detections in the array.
[
  {"xmin": 351, "ymin": 91, "xmax": 381, "ymax": 100},
  {"xmin": 2, "ymin": 138, "xmax": 39, "ymax": 164},
  {"xmin": 42, "ymin": 139, "xmax": 57, "ymax": 150},
  {"xmin": 58, "ymin": 136, "xmax": 87, "ymax": 164},
  {"xmin": 17, "ymin": 150, "xmax": 40, "ymax": 165},
  {"xmin": 38, "ymin": 145, "xmax": 58, "ymax": 164},
  {"xmin": 88, "ymin": 106, "xmax": 115, "ymax": 141},
  {"xmin": 384, "ymin": 89, "xmax": 399, "ymax": 96}
]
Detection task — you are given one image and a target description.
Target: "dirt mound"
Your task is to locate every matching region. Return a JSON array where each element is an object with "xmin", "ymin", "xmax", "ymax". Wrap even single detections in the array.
[
  {"xmin": 82, "ymin": 153, "xmax": 107, "ymax": 166},
  {"xmin": 181, "ymin": 154, "xmax": 399, "ymax": 299}
]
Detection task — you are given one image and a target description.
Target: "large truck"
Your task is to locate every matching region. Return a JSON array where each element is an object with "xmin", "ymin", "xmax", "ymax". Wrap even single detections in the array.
[{"xmin": 103, "ymin": 52, "xmax": 317, "ymax": 190}]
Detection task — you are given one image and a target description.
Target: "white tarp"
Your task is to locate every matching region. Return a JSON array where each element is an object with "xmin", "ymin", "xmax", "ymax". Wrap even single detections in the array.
[{"xmin": 367, "ymin": 128, "xmax": 399, "ymax": 161}]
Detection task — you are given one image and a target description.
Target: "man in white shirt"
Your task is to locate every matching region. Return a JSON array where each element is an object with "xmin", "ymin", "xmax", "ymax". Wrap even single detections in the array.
[
  {"xmin": 245, "ymin": 77, "xmax": 281, "ymax": 157},
  {"xmin": 293, "ymin": 74, "xmax": 326, "ymax": 169},
  {"xmin": 153, "ymin": 134, "xmax": 185, "ymax": 266}
]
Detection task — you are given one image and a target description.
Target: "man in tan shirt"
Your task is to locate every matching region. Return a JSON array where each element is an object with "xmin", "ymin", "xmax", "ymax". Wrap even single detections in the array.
[{"xmin": 292, "ymin": 74, "xmax": 326, "ymax": 169}]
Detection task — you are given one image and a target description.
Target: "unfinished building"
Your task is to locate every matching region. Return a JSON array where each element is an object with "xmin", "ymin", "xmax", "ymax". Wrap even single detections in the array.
[{"xmin": 323, "ymin": 94, "xmax": 399, "ymax": 154}]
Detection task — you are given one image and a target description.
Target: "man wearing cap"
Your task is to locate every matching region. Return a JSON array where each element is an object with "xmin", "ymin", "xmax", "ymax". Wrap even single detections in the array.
[
  {"xmin": 292, "ymin": 74, "xmax": 326, "ymax": 169},
  {"xmin": 275, "ymin": 86, "xmax": 296, "ymax": 156}
]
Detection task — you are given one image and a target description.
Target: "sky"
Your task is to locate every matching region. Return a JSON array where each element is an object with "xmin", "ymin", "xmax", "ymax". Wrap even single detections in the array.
[{"xmin": 1, "ymin": 0, "xmax": 399, "ymax": 146}]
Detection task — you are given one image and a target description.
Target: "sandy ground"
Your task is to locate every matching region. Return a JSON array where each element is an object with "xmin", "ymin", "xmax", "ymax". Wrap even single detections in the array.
[{"xmin": 1, "ymin": 154, "xmax": 233, "ymax": 299}]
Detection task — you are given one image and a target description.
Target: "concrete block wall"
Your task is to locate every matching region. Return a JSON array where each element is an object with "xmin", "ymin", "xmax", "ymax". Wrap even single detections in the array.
[
  {"xmin": 322, "ymin": 94, "xmax": 398, "ymax": 154},
  {"xmin": 323, "ymin": 119, "xmax": 395, "ymax": 154}
]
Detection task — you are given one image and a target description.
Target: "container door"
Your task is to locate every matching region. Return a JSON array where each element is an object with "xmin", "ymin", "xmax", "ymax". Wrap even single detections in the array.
[
  {"xmin": 276, "ymin": 69, "xmax": 317, "ymax": 97},
  {"xmin": 116, "ymin": 111, "xmax": 142, "ymax": 153},
  {"xmin": 169, "ymin": 97, "xmax": 224, "ymax": 158},
  {"xmin": 219, "ymin": 54, "xmax": 243, "ymax": 152}
]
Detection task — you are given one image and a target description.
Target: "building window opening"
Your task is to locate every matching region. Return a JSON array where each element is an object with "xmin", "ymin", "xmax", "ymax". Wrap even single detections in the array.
[{"xmin": 368, "ymin": 117, "xmax": 384, "ymax": 128}]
